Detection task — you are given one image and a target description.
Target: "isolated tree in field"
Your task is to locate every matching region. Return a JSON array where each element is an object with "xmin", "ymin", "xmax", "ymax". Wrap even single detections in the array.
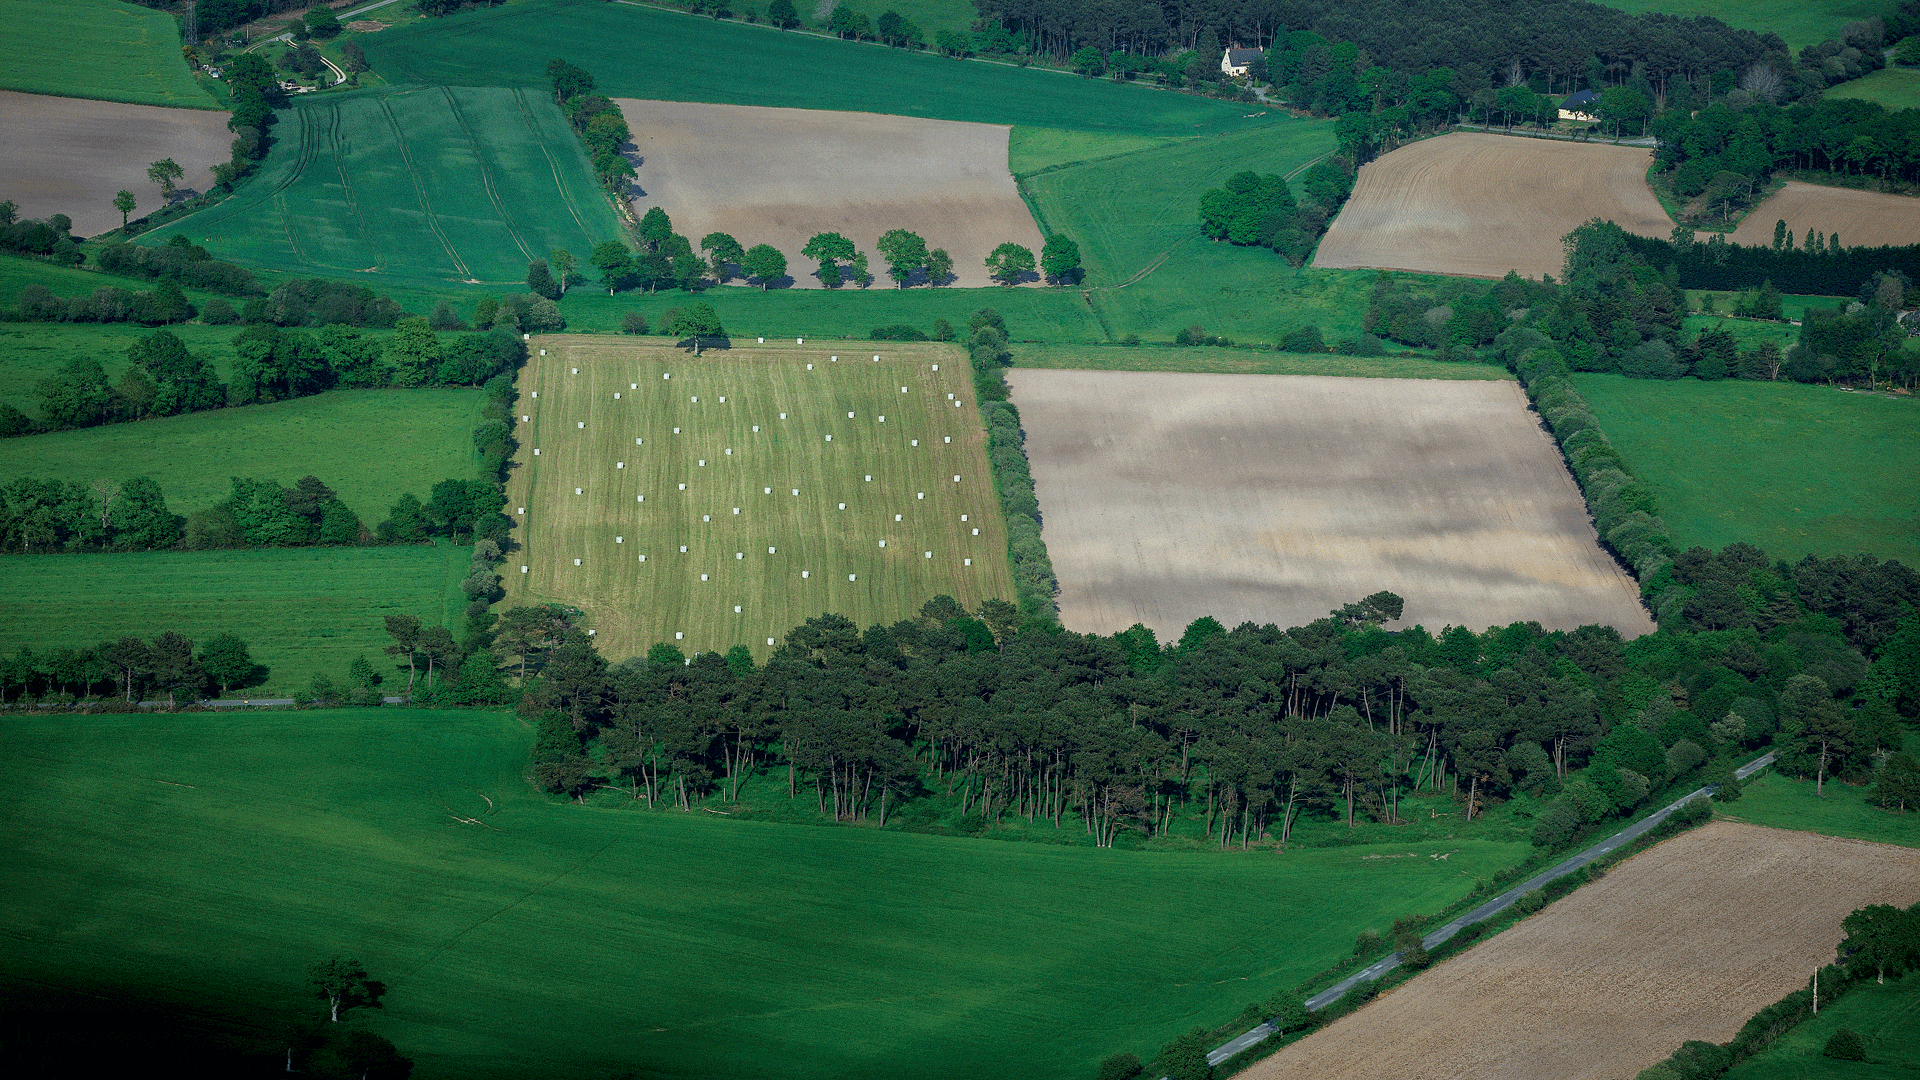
[
  {"xmin": 307, "ymin": 956, "xmax": 383, "ymax": 1023},
  {"xmin": 985, "ymin": 242, "xmax": 1035, "ymax": 286},
  {"xmin": 925, "ymin": 247, "xmax": 953, "ymax": 286},
  {"xmin": 768, "ymin": 0, "xmax": 798, "ymax": 27},
  {"xmin": 526, "ymin": 258, "xmax": 560, "ymax": 300},
  {"xmin": 417, "ymin": 625, "xmax": 455, "ymax": 689},
  {"xmin": 875, "ymin": 229, "xmax": 928, "ymax": 288},
  {"xmin": 546, "ymin": 58, "xmax": 595, "ymax": 103},
  {"xmin": 1097, "ymin": 1052, "xmax": 1143, "ymax": 1080},
  {"xmin": 1824, "ymin": 1028, "xmax": 1867, "ymax": 1061},
  {"xmin": 802, "ymin": 231, "xmax": 857, "ymax": 287},
  {"xmin": 112, "ymin": 190, "xmax": 136, "ymax": 228},
  {"xmin": 669, "ymin": 302, "xmax": 726, "ymax": 354},
  {"xmin": 341, "ymin": 40, "xmax": 368, "ymax": 77},
  {"xmin": 740, "ymin": 243, "xmax": 786, "ymax": 289},
  {"xmin": 198, "ymin": 633, "xmax": 261, "ymax": 696},
  {"xmin": 1040, "ymin": 233, "xmax": 1082, "ymax": 284},
  {"xmin": 384, "ymin": 614, "xmax": 423, "ymax": 691},
  {"xmin": 548, "ymin": 249, "xmax": 577, "ymax": 296},
  {"xmin": 620, "ymin": 310, "xmax": 649, "ymax": 335},
  {"xmin": 700, "ymin": 232, "xmax": 744, "ymax": 280},
  {"xmin": 147, "ymin": 158, "xmax": 184, "ymax": 202}
]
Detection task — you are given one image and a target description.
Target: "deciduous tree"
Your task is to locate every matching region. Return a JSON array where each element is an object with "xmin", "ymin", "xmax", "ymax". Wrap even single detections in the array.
[
  {"xmin": 306, "ymin": 956, "xmax": 382, "ymax": 1023},
  {"xmin": 876, "ymin": 228, "xmax": 928, "ymax": 288},
  {"xmin": 985, "ymin": 242, "xmax": 1035, "ymax": 286},
  {"xmin": 112, "ymin": 190, "xmax": 136, "ymax": 228},
  {"xmin": 740, "ymin": 243, "xmax": 787, "ymax": 290}
]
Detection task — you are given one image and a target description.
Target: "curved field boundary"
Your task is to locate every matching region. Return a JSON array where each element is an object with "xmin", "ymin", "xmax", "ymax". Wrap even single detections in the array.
[
  {"xmin": 379, "ymin": 96, "xmax": 473, "ymax": 280},
  {"xmin": 443, "ymin": 85, "xmax": 538, "ymax": 264}
]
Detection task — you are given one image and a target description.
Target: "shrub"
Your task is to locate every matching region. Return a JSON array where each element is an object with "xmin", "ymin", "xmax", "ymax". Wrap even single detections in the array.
[
  {"xmin": 1823, "ymin": 1028, "xmax": 1866, "ymax": 1061},
  {"xmin": 870, "ymin": 323, "xmax": 930, "ymax": 340},
  {"xmin": 1096, "ymin": 1051, "xmax": 1143, "ymax": 1080},
  {"xmin": 620, "ymin": 311, "xmax": 649, "ymax": 335},
  {"xmin": 1280, "ymin": 324, "xmax": 1325, "ymax": 353}
]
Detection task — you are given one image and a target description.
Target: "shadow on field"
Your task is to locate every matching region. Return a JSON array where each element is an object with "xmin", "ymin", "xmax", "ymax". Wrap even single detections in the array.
[{"xmin": 0, "ymin": 986, "xmax": 275, "ymax": 1077}]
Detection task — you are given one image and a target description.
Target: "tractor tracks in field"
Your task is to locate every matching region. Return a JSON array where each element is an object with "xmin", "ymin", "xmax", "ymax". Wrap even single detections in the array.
[
  {"xmin": 379, "ymin": 96, "xmax": 474, "ymax": 280},
  {"xmin": 273, "ymin": 108, "xmax": 320, "ymax": 263},
  {"xmin": 443, "ymin": 86, "xmax": 538, "ymax": 264},
  {"xmin": 327, "ymin": 102, "xmax": 382, "ymax": 272},
  {"xmin": 513, "ymin": 87, "xmax": 595, "ymax": 239}
]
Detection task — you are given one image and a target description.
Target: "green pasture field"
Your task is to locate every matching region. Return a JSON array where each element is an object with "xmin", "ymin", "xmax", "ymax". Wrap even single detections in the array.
[
  {"xmin": 1591, "ymin": 0, "xmax": 1898, "ymax": 48},
  {"xmin": 1722, "ymin": 977, "xmax": 1920, "ymax": 1079},
  {"xmin": 2, "ymin": 388, "xmax": 485, "ymax": 521},
  {"xmin": 0, "ymin": 323, "xmax": 243, "ymax": 416},
  {"xmin": 1688, "ymin": 291, "xmax": 1852, "ymax": 324},
  {"xmin": 1721, "ymin": 756, "xmax": 1920, "ymax": 849},
  {"xmin": 1826, "ymin": 66, "xmax": 1920, "ymax": 110},
  {"xmin": 506, "ymin": 336, "xmax": 1015, "ymax": 660},
  {"xmin": 0, "ymin": 547, "xmax": 467, "ymax": 695},
  {"xmin": 1010, "ymin": 344, "xmax": 1514, "ymax": 380},
  {"xmin": 0, "ymin": 0, "xmax": 216, "ymax": 108},
  {"xmin": 0, "ymin": 708, "xmax": 1530, "ymax": 1079},
  {"xmin": 1009, "ymin": 126, "xmax": 1194, "ymax": 175},
  {"xmin": 1572, "ymin": 374, "xmax": 1920, "ymax": 564},
  {"xmin": 360, "ymin": 0, "xmax": 1269, "ymax": 136},
  {"xmin": 1684, "ymin": 314, "xmax": 1799, "ymax": 352},
  {"xmin": 145, "ymin": 84, "xmax": 625, "ymax": 288}
]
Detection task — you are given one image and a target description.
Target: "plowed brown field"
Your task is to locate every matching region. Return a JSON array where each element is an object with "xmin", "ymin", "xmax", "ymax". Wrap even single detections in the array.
[
  {"xmin": 1729, "ymin": 181, "xmax": 1920, "ymax": 249},
  {"xmin": 1005, "ymin": 369, "xmax": 1654, "ymax": 639},
  {"xmin": 0, "ymin": 91, "xmax": 231, "ymax": 236},
  {"xmin": 617, "ymin": 99, "xmax": 1045, "ymax": 289},
  {"xmin": 1313, "ymin": 132, "xmax": 1670, "ymax": 280},
  {"xmin": 1241, "ymin": 821, "xmax": 1920, "ymax": 1080}
]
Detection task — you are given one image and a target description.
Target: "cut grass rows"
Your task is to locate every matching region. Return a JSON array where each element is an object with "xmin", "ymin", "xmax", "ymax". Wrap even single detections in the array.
[
  {"xmin": 505, "ymin": 337, "xmax": 1014, "ymax": 660},
  {"xmin": 0, "ymin": 0, "xmax": 215, "ymax": 109}
]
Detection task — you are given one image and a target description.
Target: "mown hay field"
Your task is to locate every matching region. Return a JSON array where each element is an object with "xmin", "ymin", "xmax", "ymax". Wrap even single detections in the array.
[
  {"xmin": 147, "ymin": 85, "xmax": 624, "ymax": 287},
  {"xmin": 1314, "ymin": 133, "xmax": 1671, "ymax": 280},
  {"xmin": 1572, "ymin": 374, "xmax": 1920, "ymax": 564},
  {"xmin": 620, "ymin": 99, "xmax": 1045, "ymax": 289},
  {"xmin": 1728, "ymin": 181, "xmax": 1920, "ymax": 249},
  {"xmin": 1007, "ymin": 369, "xmax": 1654, "ymax": 639},
  {"xmin": 0, "ymin": 546, "xmax": 469, "ymax": 696},
  {"xmin": 0, "ymin": 0, "xmax": 215, "ymax": 109},
  {"xmin": 1242, "ymin": 821, "xmax": 1920, "ymax": 1080},
  {"xmin": 0, "ymin": 91, "xmax": 233, "ymax": 236},
  {"xmin": 0, "ymin": 708, "xmax": 1530, "ymax": 1080},
  {"xmin": 2, "ymin": 388, "xmax": 486, "ymax": 522},
  {"xmin": 504, "ymin": 336, "xmax": 1013, "ymax": 660}
]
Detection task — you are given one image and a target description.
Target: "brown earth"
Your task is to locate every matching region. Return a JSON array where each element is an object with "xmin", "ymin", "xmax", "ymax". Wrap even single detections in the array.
[
  {"xmin": 616, "ymin": 99, "xmax": 1046, "ymax": 289},
  {"xmin": 1241, "ymin": 821, "xmax": 1920, "ymax": 1080},
  {"xmin": 1729, "ymin": 181, "xmax": 1920, "ymax": 249},
  {"xmin": 0, "ymin": 91, "xmax": 231, "ymax": 237},
  {"xmin": 1313, "ymin": 132, "xmax": 1671, "ymax": 280},
  {"xmin": 1005, "ymin": 369, "xmax": 1654, "ymax": 639}
]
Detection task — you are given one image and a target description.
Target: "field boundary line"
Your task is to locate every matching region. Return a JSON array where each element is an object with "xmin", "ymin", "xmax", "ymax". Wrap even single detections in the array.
[
  {"xmin": 378, "ymin": 95, "xmax": 474, "ymax": 280},
  {"xmin": 513, "ymin": 88, "xmax": 596, "ymax": 239},
  {"xmin": 443, "ymin": 86, "xmax": 538, "ymax": 264}
]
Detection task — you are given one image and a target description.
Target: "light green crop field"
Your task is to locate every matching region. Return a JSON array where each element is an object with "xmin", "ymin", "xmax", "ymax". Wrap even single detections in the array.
[
  {"xmin": 1011, "ymin": 344, "xmax": 1515, "ymax": 380},
  {"xmin": 1723, "ymin": 977, "xmax": 1920, "ymax": 1079},
  {"xmin": 506, "ymin": 336, "xmax": 1014, "ymax": 660},
  {"xmin": 0, "ymin": 709, "xmax": 1529, "ymax": 1080},
  {"xmin": 0, "ymin": 547, "xmax": 468, "ymax": 695},
  {"xmin": 361, "ymin": 0, "xmax": 1267, "ymax": 136},
  {"xmin": 146, "ymin": 85, "xmax": 624, "ymax": 288},
  {"xmin": 0, "ymin": 0, "xmax": 215, "ymax": 108},
  {"xmin": 1591, "ymin": 0, "xmax": 1898, "ymax": 48},
  {"xmin": 1826, "ymin": 65, "xmax": 1920, "ymax": 110},
  {"xmin": 1572, "ymin": 374, "xmax": 1920, "ymax": 564},
  {"xmin": 2, "ymin": 388, "xmax": 484, "ymax": 521}
]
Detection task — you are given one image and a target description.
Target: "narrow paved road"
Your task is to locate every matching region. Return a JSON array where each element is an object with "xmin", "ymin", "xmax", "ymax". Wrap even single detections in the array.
[{"xmin": 1197, "ymin": 751, "xmax": 1777, "ymax": 1067}]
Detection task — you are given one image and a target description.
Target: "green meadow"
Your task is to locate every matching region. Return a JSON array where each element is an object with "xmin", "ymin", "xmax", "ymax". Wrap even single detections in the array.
[
  {"xmin": 2, "ymin": 388, "xmax": 485, "ymax": 521},
  {"xmin": 0, "ymin": 547, "xmax": 469, "ymax": 695},
  {"xmin": 146, "ymin": 85, "xmax": 625, "ymax": 288},
  {"xmin": 1826, "ymin": 65, "xmax": 1920, "ymax": 111},
  {"xmin": 0, "ymin": 0, "xmax": 215, "ymax": 108},
  {"xmin": 1723, "ymin": 977, "xmax": 1920, "ymax": 1079},
  {"xmin": 1722, "ymin": 753, "xmax": 1920, "ymax": 850},
  {"xmin": 1010, "ymin": 343, "xmax": 1512, "ymax": 380},
  {"xmin": 0, "ymin": 322, "xmax": 244, "ymax": 416},
  {"xmin": 1592, "ymin": 0, "xmax": 1898, "ymax": 48},
  {"xmin": 0, "ymin": 708, "xmax": 1529, "ymax": 1080},
  {"xmin": 1573, "ymin": 374, "xmax": 1920, "ymax": 564}
]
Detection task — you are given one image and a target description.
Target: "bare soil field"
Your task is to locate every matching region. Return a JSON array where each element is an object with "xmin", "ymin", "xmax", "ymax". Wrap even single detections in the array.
[
  {"xmin": 1313, "ymin": 132, "xmax": 1671, "ymax": 280},
  {"xmin": 1729, "ymin": 181, "xmax": 1920, "ymax": 249},
  {"xmin": 616, "ymin": 99, "xmax": 1045, "ymax": 289},
  {"xmin": 1005, "ymin": 369, "xmax": 1653, "ymax": 638},
  {"xmin": 1242, "ymin": 821, "xmax": 1920, "ymax": 1080},
  {"xmin": 0, "ymin": 91, "xmax": 230, "ymax": 236}
]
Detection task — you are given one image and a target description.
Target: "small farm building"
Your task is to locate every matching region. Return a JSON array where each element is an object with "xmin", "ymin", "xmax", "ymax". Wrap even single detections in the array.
[
  {"xmin": 1558, "ymin": 89, "xmax": 1599, "ymax": 122},
  {"xmin": 1222, "ymin": 48, "xmax": 1263, "ymax": 77}
]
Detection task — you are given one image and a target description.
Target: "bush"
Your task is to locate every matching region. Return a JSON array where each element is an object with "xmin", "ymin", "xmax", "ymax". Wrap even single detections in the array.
[
  {"xmin": 1280, "ymin": 324, "xmax": 1326, "ymax": 353},
  {"xmin": 1097, "ymin": 1051, "xmax": 1143, "ymax": 1080},
  {"xmin": 620, "ymin": 311, "xmax": 649, "ymax": 335},
  {"xmin": 870, "ymin": 323, "xmax": 930, "ymax": 340},
  {"xmin": 1823, "ymin": 1027, "xmax": 1866, "ymax": 1061}
]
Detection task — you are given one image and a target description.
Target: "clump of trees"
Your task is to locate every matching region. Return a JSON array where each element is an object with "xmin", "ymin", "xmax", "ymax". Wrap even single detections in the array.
[
  {"xmin": 1197, "ymin": 163, "xmax": 1356, "ymax": 267},
  {"xmin": 0, "ymin": 630, "xmax": 265, "ymax": 704},
  {"xmin": 547, "ymin": 60, "xmax": 637, "ymax": 195}
]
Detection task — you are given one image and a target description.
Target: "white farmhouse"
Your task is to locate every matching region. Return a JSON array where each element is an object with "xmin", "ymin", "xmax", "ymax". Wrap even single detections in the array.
[{"xmin": 1221, "ymin": 47, "xmax": 1263, "ymax": 78}]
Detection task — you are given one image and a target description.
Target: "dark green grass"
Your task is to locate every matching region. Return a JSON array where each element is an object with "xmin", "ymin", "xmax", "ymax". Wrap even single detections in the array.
[
  {"xmin": 1722, "ymin": 976, "xmax": 1920, "ymax": 1079},
  {"xmin": 361, "ymin": 0, "xmax": 1267, "ymax": 135},
  {"xmin": 0, "ymin": 709, "xmax": 1529, "ymax": 1080},
  {"xmin": 1, "ymin": 388, "xmax": 485, "ymax": 521},
  {"xmin": 0, "ymin": 0, "xmax": 216, "ymax": 108},
  {"xmin": 0, "ymin": 547, "xmax": 468, "ymax": 695},
  {"xmin": 1591, "ymin": 0, "xmax": 1898, "ymax": 48},
  {"xmin": 0, "ymin": 323, "xmax": 243, "ymax": 415},
  {"xmin": 145, "ymin": 84, "xmax": 624, "ymax": 288},
  {"xmin": 1572, "ymin": 374, "xmax": 1920, "ymax": 564},
  {"xmin": 1010, "ymin": 343, "xmax": 1515, "ymax": 380}
]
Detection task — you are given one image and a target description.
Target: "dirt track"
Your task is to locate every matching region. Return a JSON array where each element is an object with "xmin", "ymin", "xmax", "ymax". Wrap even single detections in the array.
[
  {"xmin": 1241, "ymin": 821, "xmax": 1920, "ymax": 1080},
  {"xmin": 1006, "ymin": 369, "xmax": 1654, "ymax": 639},
  {"xmin": 0, "ymin": 91, "xmax": 231, "ymax": 237},
  {"xmin": 1314, "ymin": 132, "xmax": 1671, "ymax": 280},
  {"xmin": 1728, "ymin": 181, "xmax": 1920, "ymax": 249},
  {"xmin": 617, "ymin": 99, "xmax": 1045, "ymax": 289}
]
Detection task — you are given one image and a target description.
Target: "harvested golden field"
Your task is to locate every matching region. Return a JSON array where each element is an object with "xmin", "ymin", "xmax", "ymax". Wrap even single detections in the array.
[
  {"xmin": 1242, "ymin": 821, "xmax": 1920, "ymax": 1080},
  {"xmin": 617, "ymin": 99, "xmax": 1046, "ymax": 289},
  {"xmin": 0, "ymin": 90, "xmax": 231, "ymax": 236},
  {"xmin": 1314, "ymin": 132, "xmax": 1670, "ymax": 280},
  {"xmin": 1005, "ymin": 369, "xmax": 1653, "ymax": 639},
  {"xmin": 1729, "ymin": 181, "xmax": 1920, "ymax": 249}
]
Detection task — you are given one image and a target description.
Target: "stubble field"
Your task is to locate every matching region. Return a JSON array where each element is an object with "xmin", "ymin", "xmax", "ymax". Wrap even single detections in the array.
[
  {"xmin": 1242, "ymin": 821, "xmax": 1920, "ymax": 1080},
  {"xmin": 1314, "ymin": 133, "xmax": 1671, "ymax": 280},
  {"xmin": 1006, "ymin": 369, "xmax": 1654, "ymax": 639},
  {"xmin": 620, "ymin": 99, "xmax": 1045, "ymax": 289},
  {"xmin": 0, "ymin": 91, "xmax": 232, "ymax": 235},
  {"xmin": 1727, "ymin": 181, "xmax": 1920, "ymax": 249},
  {"xmin": 503, "ymin": 337, "xmax": 1013, "ymax": 660}
]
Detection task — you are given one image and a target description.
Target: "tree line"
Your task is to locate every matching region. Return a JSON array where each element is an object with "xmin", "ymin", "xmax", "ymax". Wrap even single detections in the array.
[{"xmin": 1, "ymin": 630, "xmax": 266, "ymax": 704}]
